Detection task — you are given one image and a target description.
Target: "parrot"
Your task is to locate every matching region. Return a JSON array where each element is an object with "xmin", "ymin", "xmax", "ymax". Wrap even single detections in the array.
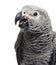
[{"xmin": 14, "ymin": 5, "xmax": 56, "ymax": 65}]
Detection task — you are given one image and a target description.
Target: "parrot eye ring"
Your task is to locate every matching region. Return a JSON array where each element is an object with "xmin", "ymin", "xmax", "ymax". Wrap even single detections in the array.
[{"xmin": 33, "ymin": 12, "xmax": 38, "ymax": 16}]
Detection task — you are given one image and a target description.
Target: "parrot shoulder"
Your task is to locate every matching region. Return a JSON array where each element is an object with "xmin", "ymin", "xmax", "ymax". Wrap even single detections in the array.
[{"xmin": 14, "ymin": 30, "xmax": 24, "ymax": 50}]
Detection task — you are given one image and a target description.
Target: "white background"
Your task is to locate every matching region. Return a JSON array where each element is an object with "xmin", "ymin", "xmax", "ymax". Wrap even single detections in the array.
[{"xmin": 0, "ymin": 0, "xmax": 56, "ymax": 65}]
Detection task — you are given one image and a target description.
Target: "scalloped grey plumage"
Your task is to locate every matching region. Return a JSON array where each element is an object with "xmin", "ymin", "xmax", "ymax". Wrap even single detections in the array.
[{"xmin": 14, "ymin": 5, "xmax": 56, "ymax": 65}]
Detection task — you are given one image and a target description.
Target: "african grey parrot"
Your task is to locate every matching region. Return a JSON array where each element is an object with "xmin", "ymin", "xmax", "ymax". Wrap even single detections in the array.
[{"xmin": 14, "ymin": 5, "xmax": 56, "ymax": 65}]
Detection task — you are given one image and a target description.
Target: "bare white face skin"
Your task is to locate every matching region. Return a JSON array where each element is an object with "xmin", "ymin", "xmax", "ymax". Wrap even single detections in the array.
[{"xmin": 21, "ymin": 5, "xmax": 52, "ymax": 33}]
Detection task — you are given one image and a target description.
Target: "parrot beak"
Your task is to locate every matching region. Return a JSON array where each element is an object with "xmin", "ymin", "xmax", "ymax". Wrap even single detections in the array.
[
  {"xmin": 15, "ymin": 12, "xmax": 29, "ymax": 28},
  {"xmin": 15, "ymin": 12, "xmax": 22, "ymax": 25}
]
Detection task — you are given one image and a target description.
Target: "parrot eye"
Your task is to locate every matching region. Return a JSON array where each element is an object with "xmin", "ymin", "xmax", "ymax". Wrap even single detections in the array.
[{"xmin": 33, "ymin": 12, "xmax": 38, "ymax": 16}]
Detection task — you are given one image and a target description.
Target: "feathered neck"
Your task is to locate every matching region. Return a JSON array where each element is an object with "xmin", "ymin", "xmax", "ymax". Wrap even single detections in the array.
[{"xmin": 23, "ymin": 29, "xmax": 53, "ymax": 40}]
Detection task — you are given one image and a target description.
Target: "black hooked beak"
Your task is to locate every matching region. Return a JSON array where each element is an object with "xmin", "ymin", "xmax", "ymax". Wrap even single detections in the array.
[
  {"xmin": 15, "ymin": 12, "xmax": 22, "ymax": 25},
  {"xmin": 15, "ymin": 12, "xmax": 29, "ymax": 28}
]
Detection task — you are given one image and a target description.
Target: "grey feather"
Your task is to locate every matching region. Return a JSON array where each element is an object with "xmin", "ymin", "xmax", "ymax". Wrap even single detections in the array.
[{"xmin": 14, "ymin": 30, "xmax": 23, "ymax": 50}]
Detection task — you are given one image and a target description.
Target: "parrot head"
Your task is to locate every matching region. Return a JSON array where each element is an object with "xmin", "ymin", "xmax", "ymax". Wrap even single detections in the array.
[{"xmin": 15, "ymin": 5, "xmax": 52, "ymax": 33}]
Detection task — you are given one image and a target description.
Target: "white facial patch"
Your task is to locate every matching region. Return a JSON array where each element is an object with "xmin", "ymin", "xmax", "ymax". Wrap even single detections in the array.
[{"xmin": 21, "ymin": 5, "xmax": 52, "ymax": 33}]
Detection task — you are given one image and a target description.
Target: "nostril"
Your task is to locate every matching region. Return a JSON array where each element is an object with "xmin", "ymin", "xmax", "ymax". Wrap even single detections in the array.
[{"xmin": 24, "ymin": 12, "xmax": 26, "ymax": 14}]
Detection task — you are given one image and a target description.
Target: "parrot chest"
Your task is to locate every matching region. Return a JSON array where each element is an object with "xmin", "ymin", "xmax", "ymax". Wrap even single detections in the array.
[
  {"xmin": 22, "ymin": 36, "xmax": 53, "ymax": 65},
  {"xmin": 23, "ymin": 33, "xmax": 53, "ymax": 54},
  {"xmin": 22, "ymin": 32, "xmax": 53, "ymax": 65}
]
